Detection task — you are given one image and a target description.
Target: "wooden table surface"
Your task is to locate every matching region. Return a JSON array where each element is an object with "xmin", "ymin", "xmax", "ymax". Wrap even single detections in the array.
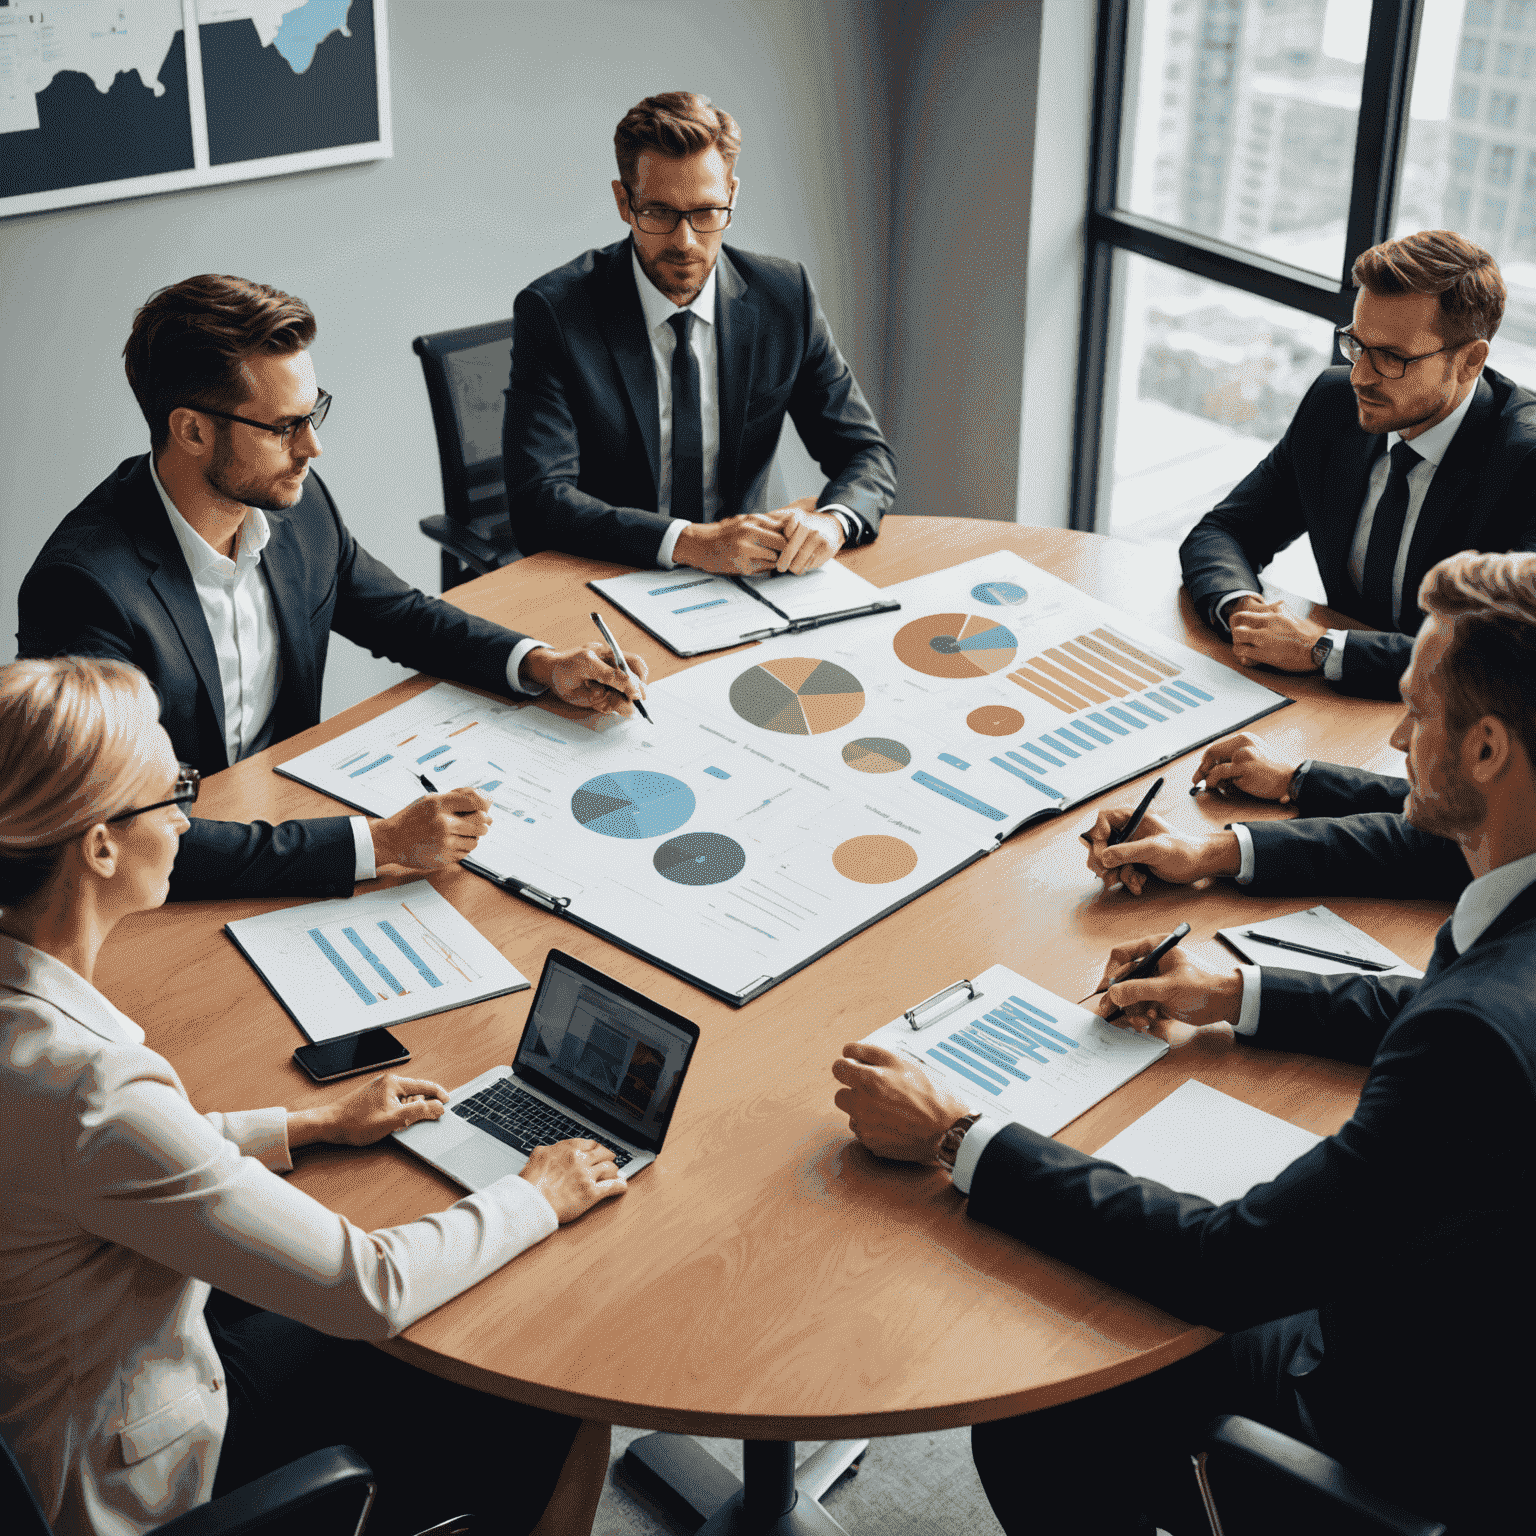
[{"xmin": 95, "ymin": 517, "xmax": 1445, "ymax": 1439}]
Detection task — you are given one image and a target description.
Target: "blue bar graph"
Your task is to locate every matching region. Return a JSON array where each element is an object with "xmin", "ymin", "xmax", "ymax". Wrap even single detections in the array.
[
  {"xmin": 337, "ymin": 749, "xmax": 368, "ymax": 769},
  {"xmin": 1146, "ymin": 688, "xmax": 1184, "ymax": 713},
  {"xmin": 417, "ymin": 744, "xmax": 452, "ymax": 763},
  {"xmin": 1043, "ymin": 732, "xmax": 1081, "ymax": 758},
  {"xmin": 309, "ymin": 929, "xmax": 376, "ymax": 1005},
  {"xmin": 1089, "ymin": 711, "xmax": 1130, "ymax": 737},
  {"xmin": 953, "ymin": 1026, "xmax": 1033, "ymax": 1080},
  {"xmin": 343, "ymin": 926, "xmax": 405, "ymax": 995},
  {"xmin": 977, "ymin": 1013, "xmax": 1049, "ymax": 1063},
  {"xmin": 479, "ymin": 780, "xmax": 502, "ymax": 792},
  {"xmin": 675, "ymin": 598, "xmax": 729, "ymax": 613},
  {"xmin": 1007, "ymin": 995, "xmax": 1079, "ymax": 1048},
  {"xmin": 912, "ymin": 770, "xmax": 1008, "ymax": 820},
  {"xmin": 1164, "ymin": 677, "xmax": 1213, "ymax": 703},
  {"xmin": 487, "ymin": 760, "xmax": 506, "ymax": 772},
  {"xmin": 994, "ymin": 1005, "xmax": 1068, "ymax": 1055},
  {"xmin": 938, "ymin": 753, "xmax": 970, "ymax": 769},
  {"xmin": 350, "ymin": 754, "xmax": 393, "ymax": 778},
  {"xmin": 705, "ymin": 766, "xmax": 731, "ymax": 779},
  {"xmin": 1125, "ymin": 698, "xmax": 1167, "ymax": 723},
  {"xmin": 930, "ymin": 1040, "xmax": 1009, "ymax": 1086},
  {"xmin": 648, "ymin": 577, "xmax": 716, "ymax": 597},
  {"xmin": 928, "ymin": 1046, "xmax": 1002, "ymax": 1095},
  {"xmin": 992, "ymin": 756, "xmax": 1064, "ymax": 801},
  {"xmin": 1071, "ymin": 717, "xmax": 1114, "ymax": 745},
  {"xmin": 379, "ymin": 921, "xmax": 443, "ymax": 987},
  {"xmin": 1016, "ymin": 739, "xmax": 1064, "ymax": 767},
  {"xmin": 1107, "ymin": 705, "xmax": 1146, "ymax": 730},
  {"xmin": 1053, "ymin": 726, "xmax": 1097, "ymax": 752}
]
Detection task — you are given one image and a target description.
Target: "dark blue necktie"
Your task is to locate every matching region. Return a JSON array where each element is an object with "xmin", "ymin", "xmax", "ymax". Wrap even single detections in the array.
[
  {"xmin": 668, "ymin": 311, "xmax": 703, "ymax": 524},
  {"xmin": 1361, "ymin": 441, "xmax": 1421, "ymax": 632}
]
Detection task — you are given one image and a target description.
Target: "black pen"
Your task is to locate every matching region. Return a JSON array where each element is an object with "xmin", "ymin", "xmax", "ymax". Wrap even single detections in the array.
[
  {"xmin": 1082, "ymin": 922, "xmax": 1192, "ymax": 1021},
  {"xmin": 591, "ymin": 611, "xmax": 653, "ymax": 723},
  {"xmin": 418, "ymin": 773, "xmax": 437, "ymax": 794},
  {"xmin": 1241, "ymin": 930, "xmax": 1392, "ymax": 971},
  {"xmin": 1079, "ymin": 774, "xmax": 1165, "ymax": 846}
]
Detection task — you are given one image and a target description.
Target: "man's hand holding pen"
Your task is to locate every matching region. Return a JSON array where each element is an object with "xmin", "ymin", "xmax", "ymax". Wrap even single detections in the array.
[
  {"xmin": 1083, "ymin": 808, "xmax": 1242, "ymax": 894},
  {"xmin": 1088, "ymin": 934, "xmax": 1241, "ymax": 1045},
  {"xmin": 522, "ymin": 642, "xmax": 650, "ymax": 716}
]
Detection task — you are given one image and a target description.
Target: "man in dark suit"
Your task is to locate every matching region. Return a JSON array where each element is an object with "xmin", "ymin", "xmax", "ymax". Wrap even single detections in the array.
[
  {"xmin": 1180, "ymin": 230, "xmax": 1536, "ymax": 701},
  {"xmin": 504, "ymin": 91, "xmax": 896, "ymax": 575},
  {"xmin": 833, "ymin": 550, "xmax": 1536, "ymax": 1532},
  {"xmin": 18, "ymin": 274, "xmax": 647, "ymax": 901}
]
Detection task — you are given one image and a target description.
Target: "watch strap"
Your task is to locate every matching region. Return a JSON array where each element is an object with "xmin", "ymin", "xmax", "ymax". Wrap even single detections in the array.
[{"xmin": 936, "ymin": 1112, "xmax": 982, "ymax": 1169}]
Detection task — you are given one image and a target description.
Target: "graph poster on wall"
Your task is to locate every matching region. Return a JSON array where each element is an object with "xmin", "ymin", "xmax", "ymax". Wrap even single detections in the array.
[{"xmin": 0, "ymin": 1, "xmax": 391, "ymax": 220}]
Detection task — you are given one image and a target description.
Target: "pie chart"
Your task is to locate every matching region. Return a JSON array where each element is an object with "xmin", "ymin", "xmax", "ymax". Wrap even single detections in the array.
[
  {"xmin": 653, "ymin": 831, "xmax": 746, "ymax": 886},
  {"xmin": 729, "ymin": 657, "xmax": 865, "ymax": 735},
  {"xmin": 841, "ymin": 737, "xmax": 911, "ymax": 773},
  {"xmin": 893, "ymin": 614, "xmax": 1018, "ymax": 679},
  {"xmin": 967, "ymin": 705, "xmax": 1025, "ymax": 736},
  {"xmin": 832, "ymin": 834, "xmax": 920, "ymax": 884},
  {"xmin": 571, "ymin": 770, "xmax": 695, "ymax": 840},
  {"xmin": 971, "ymin": 580, "xmax": 1029, "ymax": 607}
]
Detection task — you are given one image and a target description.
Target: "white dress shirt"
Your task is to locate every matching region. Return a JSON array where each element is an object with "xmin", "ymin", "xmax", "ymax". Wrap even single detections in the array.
[
  {"xmin": 1217, "ymin": 381, "xmax": 1480, "ymax": 681},
  {"xmin": 0, "ymin": 933, "xmax": 558, "ymax": 1536},
  {"xmin": 631, "ymin": 248, "xmax": 859, "ymax": 569}
]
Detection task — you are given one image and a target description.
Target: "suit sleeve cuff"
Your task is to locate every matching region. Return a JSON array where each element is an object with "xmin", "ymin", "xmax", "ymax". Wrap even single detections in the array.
[
  {"xmin": 656, "ymin": 519, "xmax": 688, "ymax": 570},
  {"xmin": 1322, "ymin": 629, "xmax": 1348, "ymax": 682},
  {"xmin": 950, "ymin": 1113, "xmax": 1007, "ymax": 1195},
  {"xmin": 351, "ymin": 816, "xmax": 375, "ymax": 882},
  {"xmin": 1230, "ymin": 822, "xmax": 1256, "ymax": 884},
  {"xmin": 508, "ymin": 639, "xmax": 552, "ymax": 696},
  {"xmin": 1216, "ymin": 590, "xmax": 1264, "ymax": 633},
  {"xmin": 818, "ymin": 502, "xmax": 860, "ymax": 544},
  {"xmin": 1234, "ymin": 965, "xmax": 1262, "ymax": 1036}
]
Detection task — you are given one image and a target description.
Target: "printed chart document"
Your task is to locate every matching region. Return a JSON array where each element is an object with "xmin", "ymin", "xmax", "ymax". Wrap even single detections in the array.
[
  {"xmin": 860, "ymin": 964, "xmax": 1168, "ymax": 1136},
  {"xmin": 225, "ymin": 881, "xmax": 529, "ymax": 1043},
  {"xmin": 590, "ymin": 560, "xmax": 899, "ymax": 655},
  {"xmin": 1092, "ymin": 1080, "xmax": 1323, "ymax": 1205},
  {"xmin": 1217, "ymin": 906, "xmax": 1423, "ymax": 978},
  {"xmin": 277, "ymin": 550, "xmax": 1288, "ymax": 1005}
]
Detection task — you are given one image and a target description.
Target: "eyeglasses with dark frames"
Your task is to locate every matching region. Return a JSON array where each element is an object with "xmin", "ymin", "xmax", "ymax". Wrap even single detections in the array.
[
  {"xmin": 187, "ymin": 389, "xmax": 332, "ymax": 447},
  {"xmin": 623, "ymin": 189, "xmax": 733, "ymax": 236},
  {"xmin": 1335, "ymin": 330, "xmax": 1462, "ymax": 380},
  {"xmin": 107, "ymin": 764, "xmax": 200, "ymax": 823}
]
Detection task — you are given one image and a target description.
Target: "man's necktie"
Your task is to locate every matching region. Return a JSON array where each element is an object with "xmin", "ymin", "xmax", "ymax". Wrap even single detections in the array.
[
  {"xmin": 1360, "ymin": 441, "xmax": 1421, "ymax": 632},
  {"xmin": 668, "ymin": 311, "xmax": 703, "ymax": 524}
]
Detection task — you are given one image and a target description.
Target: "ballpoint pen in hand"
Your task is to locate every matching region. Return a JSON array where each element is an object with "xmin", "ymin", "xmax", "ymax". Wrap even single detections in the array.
[
  {"xmin": 1079, "ymin": 775, "xmax": 1165, "ymax": 860},
  {"xmin": 589, "ymin": 611, "xmax": 652, "ymax": 723},
  {"xmin": 418, "ymin": 773, "xmax": 438, "ymax": 794},
  {"xmin": 1241, "ymin": 930, "xmax": 1392, "ymax": 971},
  {"xmin": 1080, "ymin": 921, "xmax": 1192, "ymax": 1022}
]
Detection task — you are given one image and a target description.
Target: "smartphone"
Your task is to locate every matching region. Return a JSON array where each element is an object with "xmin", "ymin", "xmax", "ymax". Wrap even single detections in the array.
[{"xmin": 293, "ymin": 1028, "xmax": 410, "ymax": 1084}]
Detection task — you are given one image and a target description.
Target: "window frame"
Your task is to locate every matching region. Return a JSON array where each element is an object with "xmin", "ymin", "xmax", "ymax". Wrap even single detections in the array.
[{"xmin": 1070, "ymin": 0, "xmax": 1424, "ymax": 532}]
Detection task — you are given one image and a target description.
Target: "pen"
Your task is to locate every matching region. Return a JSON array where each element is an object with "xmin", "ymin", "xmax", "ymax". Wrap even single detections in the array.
[
  {"xmin": 1241, "ymin": 930, "xmax": 1392, "ymax": 971},
  {"xmin": 1079, "ymin": 774, "xmax": 1165, "ymax": 846},
  {"xmin": 418, "ymin": 773, "xmax": 438, "ymax": 794},
  {"xmin": 1190, "ymin": 780, "xmax": 1205, "ymax": 795},
  {"xmin": 1083, "ymin": 922, "xmax": 1192, "ymax": 1021},
  {"xmin": 590, "ymin": 611, "xmax": 653, "ymax": 724}
]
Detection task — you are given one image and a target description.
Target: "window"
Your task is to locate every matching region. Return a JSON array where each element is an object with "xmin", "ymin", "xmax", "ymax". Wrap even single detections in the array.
[
  {"xmin": 1489, "ymin": 89, "xmax": 1520, "ymax": 124},
  {"xmin": 1461, "ymin": 36, "xmax": 1487, "ymax": 71},
  {"xmin": 1456, "ymin": 83, "xmax": 1481, "ymax": 118},
  {"xmin": 1489, "ymin": 144, "xmax": 1516, "ymax": 185},
  {"xmin": 1506, "ymin": 0, "xmax": 1533, "ymax": 32},
  {"xmin": 1483, "ymin": 194, "xmax": 1509, "ymax": 231},
  {"xmin": 1467, "ymin": 0, "xmax": 1494, "ymax": 25},
  {"xmin": 1497, "ymin": 41, "xmax": 1518, "ymax": 73},
  {"xmin": 1454, "ymin": 133, "xmax": 1484, "ymax": 175}
]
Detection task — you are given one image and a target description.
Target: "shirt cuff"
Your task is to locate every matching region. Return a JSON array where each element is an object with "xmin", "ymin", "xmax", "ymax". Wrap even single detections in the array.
[
  {"xmin": 1234, "ymin": 965, "xmax": 1262, "ymax": 1036},
  {"xmin": 1230, "ymin": 822, "xmax": 1256, "ymax": 884},
  {"xmin": 1216, "ymin": 590, "xmax": 1264, "ymax": 633},
  {"xmin": 818, "ymin": 502, "xmax": 860, "ymax": 544},
  {"xmin": 950, "ymin": 1113, "xmax": 1007, "ymax": 1195},
  {"xmin": 351, "ymin": 816, "xmax": 375, "ymax": 882},
  {"xmin": 507, "ymin": 638, "xmax": 552, "ymax": 696},
  {"xmin": 1322, "ymin": 629, "xmax": 1349, "ymax": 682},
  {"xmin": 656, "ymin": 519, "xmax": 688, "ymax": 570}
]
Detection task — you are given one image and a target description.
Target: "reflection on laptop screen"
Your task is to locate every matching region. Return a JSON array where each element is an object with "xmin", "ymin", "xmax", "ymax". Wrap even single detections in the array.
[{"xmin": 516, "ymin": 956, "xmax": 692, "ymax": 1144}]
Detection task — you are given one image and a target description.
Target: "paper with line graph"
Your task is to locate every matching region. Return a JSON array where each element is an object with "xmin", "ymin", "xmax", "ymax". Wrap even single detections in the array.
[
  {"xmin": 224, "ymin": 881, "xmax": 529, "ymax": 1042},
  {"xmin": 860, "ymin": 963, "xmax": 1167, "ymax": 1137}
]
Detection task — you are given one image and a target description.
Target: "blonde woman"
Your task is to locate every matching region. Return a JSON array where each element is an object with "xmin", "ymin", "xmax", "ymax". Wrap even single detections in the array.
[{"xmin": 0, "ymin": 656, "xmax": 623, "ymax": 1536}]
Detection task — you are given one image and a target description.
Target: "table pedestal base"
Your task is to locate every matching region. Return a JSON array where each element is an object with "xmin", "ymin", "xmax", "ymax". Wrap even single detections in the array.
[{"xmin": 620, "ymin": 1433, "xmax": 866, "ymax": 1534}]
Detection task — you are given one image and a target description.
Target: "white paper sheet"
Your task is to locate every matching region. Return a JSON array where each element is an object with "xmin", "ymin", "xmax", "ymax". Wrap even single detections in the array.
[{"xmin": 1218, "ymin": 905, "xmax": 1422, "ymax": 978}]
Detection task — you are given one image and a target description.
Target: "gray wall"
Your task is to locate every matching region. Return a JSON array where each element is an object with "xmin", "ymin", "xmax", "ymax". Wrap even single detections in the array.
[{"xmin": 0, "ymin": 0, "xmax": 1076, "ymax": 717}]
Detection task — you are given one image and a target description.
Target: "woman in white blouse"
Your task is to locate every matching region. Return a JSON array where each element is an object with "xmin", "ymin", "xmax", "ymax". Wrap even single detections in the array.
[{"xmin": 0, "ymin": 656, "xmax": 626, "ymax": 1536}]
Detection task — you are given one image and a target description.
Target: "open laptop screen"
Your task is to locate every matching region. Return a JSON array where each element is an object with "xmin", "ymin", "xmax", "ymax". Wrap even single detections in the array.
[{"xmin": 514, "ymin": 949, "xmax": 699, "ymax": 1150}]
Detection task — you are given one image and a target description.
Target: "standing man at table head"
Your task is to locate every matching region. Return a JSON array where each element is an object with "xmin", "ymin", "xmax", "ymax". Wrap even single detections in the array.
[
  {"xmin": 1180, "ymin": 230, "xmax": 1536, "ymax": 700},
  {"xmin": 16, "ymin": 274, "xmax": 647, "ymax": 902},
  {"xmin": 833, "ymin": 552, "xmax": 1536, "ymax": 1532},
  {"xmin": 504, "ymin": 90, "xmax": 897, "ymax": 575}
]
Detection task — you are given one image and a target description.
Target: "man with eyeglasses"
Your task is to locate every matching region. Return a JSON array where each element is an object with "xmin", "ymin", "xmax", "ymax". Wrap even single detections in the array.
[
  {"xmin": 1179, "ymin": 229, "xmax": 1536, "ymax": 699},
  {"xmin": 503, "ymin": 91, "xmax": 897, "ymax": 575},
  {"xmin": 17, "ymin": 273, "xmax": 648, "ymax": 902}
]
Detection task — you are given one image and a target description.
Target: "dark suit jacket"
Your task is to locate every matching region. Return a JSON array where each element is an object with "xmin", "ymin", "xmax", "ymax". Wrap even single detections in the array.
[
  {"xmin": 17, "ymin": 455, "xmax": 533, "ymax": 901},
  {"xmin": 967, "ymin": 880, "xmax": 1536, "ymax": 1526},
  {"xmin": 503, "ymin": 238, "xmax": 897, "ymax": 565},
  {"xmin": 1180, "ymin": 365, "xmax": 1536, "ymax": 699}
]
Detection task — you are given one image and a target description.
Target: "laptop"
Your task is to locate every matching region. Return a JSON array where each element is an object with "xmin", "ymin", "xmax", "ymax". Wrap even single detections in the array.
[{"xmin": 393, "ymin": 948, "xmax": 700, "ymax": 1190}]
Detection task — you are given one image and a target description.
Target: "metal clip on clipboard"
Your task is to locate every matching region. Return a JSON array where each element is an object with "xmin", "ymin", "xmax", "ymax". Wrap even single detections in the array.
[{"xmin": 904, "ymin": 977, "xmax": 982, "ymax": 1031}]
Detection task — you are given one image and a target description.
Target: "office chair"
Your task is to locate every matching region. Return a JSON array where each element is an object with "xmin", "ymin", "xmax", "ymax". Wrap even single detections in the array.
[
  {"xmin": 1, "ymin": 1433, "xmax": 377, "ymax": 1535},
  {"xmin": 412, "ymin": 319, "xmax": 522, "ymax": 591},
  {"xmin": 1193, "ymin": 1415, "xmax": 1449, "ymax": 1536}
]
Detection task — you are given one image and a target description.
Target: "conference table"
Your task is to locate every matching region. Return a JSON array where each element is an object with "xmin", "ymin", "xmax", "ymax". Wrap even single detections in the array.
[{"xmin": 95, "ymin": 517, "xmax": 1448, "ymax": 1535}]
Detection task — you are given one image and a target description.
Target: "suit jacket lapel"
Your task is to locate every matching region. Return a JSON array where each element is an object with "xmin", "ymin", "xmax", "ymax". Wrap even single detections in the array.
[
  {"xmin": 256, "ymin": 508, "xmax": 314, "ymax": 725},
  {"xmin": 714, "ymin": 248, "xmax": 758, "ymax": 515},
  {"xmin": 1319, "ymin": 427, "xmax": 1382, "ymax": 605},
  {"xmin": 601, "ymin": 239, "xmax": 661, "ymax": 498}
]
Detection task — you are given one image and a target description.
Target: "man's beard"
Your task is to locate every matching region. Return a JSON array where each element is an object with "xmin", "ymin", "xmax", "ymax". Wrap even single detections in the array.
[
  {"xmin": 1404, "ymin": 747, "xmax": 1486, "ymax": 839},
  {"xmin": 1354, "ymin": 392, "xmax": 1444, "ymax": 437},
  {"xmin": 205, "ymin": 426, "xmax": 304, "ymax": 512},
  {"xmin": 637, "ymin": 244, "xmax": 712, "ymax": 304}
]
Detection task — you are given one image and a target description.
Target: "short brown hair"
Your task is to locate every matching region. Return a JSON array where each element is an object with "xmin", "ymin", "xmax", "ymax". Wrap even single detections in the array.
[
  {"xmin": 1351, "ymin": 230, "xmax": 1505, "ymax": 344},
  {"xmin": 123, "ymin": 274, "xmax": 316, "ymax": 451},
  {"xmin": 1417, "ymin": 551, "xmax": 1536, "ymax": 772},
  {"xmin": 614, "ymin": 92, "xmax": 741, "ymax": 190}
]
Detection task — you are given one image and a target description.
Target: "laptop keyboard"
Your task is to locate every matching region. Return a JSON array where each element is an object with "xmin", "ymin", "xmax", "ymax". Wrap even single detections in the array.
[{"xmin": 454, "ymin": 1079, "xmax": 633, "ymax": 1168}]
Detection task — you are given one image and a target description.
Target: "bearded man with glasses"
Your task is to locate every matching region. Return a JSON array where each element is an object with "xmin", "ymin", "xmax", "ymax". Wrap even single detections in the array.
[
  {"xmin": 503, "ymin": 91, "xmax": 897, "ymax": 575},
  {"xmin": 1179, "ymin": 229, "xmax": 1536, "ymax": 699},
  {"xmin": 18, "ymin": 274, "xmax": 650, "ymax": 903}
]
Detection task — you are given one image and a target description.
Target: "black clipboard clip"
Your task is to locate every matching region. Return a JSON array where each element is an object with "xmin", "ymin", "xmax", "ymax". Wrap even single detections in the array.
[
  {"xmin": 904, "ymin": 977, "xmax": 982, "ymax": 1031},
  {"xmin": 507, "ymin": 879, "xmax": 571, "ymax": 913}
]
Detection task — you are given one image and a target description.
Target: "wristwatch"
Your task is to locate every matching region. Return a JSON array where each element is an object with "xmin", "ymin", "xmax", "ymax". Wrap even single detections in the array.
[
  {"xmin": 1310, "ymin": 634, "xmax": 1334, "ymax": 670},
  {"xmin": 936, "ymin": 1112, "xmax": 982, "ymax": 1170},
  {"xmin": 1286, "ymin": 760, "xmax": 1312, "ymax": 805}
]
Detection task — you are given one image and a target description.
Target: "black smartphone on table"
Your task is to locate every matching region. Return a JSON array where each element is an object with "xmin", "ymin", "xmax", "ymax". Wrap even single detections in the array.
[{"xmin": 293, "ymin": 1028, "xmax": 410, "ymax": 1084}]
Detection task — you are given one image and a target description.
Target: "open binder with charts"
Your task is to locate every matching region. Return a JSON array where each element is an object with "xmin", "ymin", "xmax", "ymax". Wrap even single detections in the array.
[{"xmin": 277, "ymin": 552, "xmax": 1290, "ymax": 1006}]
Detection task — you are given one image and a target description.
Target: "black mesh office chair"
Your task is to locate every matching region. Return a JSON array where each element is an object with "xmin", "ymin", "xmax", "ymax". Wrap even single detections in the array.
[
  {"xmin": 1193, "ymin": 1416, "xmax": 1449, "ymax": 1536},
  {"xmin": 412, "ymin": 319, "xmax": 522, "ymax": 592},
  {"xmin": 2, "ymin": 1433, "xmax": 376, "ymax": 1536}
]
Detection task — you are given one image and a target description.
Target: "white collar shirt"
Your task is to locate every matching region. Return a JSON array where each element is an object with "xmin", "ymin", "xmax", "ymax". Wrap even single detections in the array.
[{"xmin": 1450, "ymin": 846, "xmax": 1536, "ymax": 955}]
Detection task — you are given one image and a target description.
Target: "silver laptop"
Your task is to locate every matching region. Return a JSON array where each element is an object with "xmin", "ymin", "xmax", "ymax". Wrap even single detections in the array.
[{"xmin": 393, "ymin": 948, "xmax": 700, "ymax": 1190}]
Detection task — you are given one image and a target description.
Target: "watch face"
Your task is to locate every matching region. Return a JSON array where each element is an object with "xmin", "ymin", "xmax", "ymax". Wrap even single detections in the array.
[{"xmin": 1312, "ymin": 637, "xmax": 1332, "ymax": 665}]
